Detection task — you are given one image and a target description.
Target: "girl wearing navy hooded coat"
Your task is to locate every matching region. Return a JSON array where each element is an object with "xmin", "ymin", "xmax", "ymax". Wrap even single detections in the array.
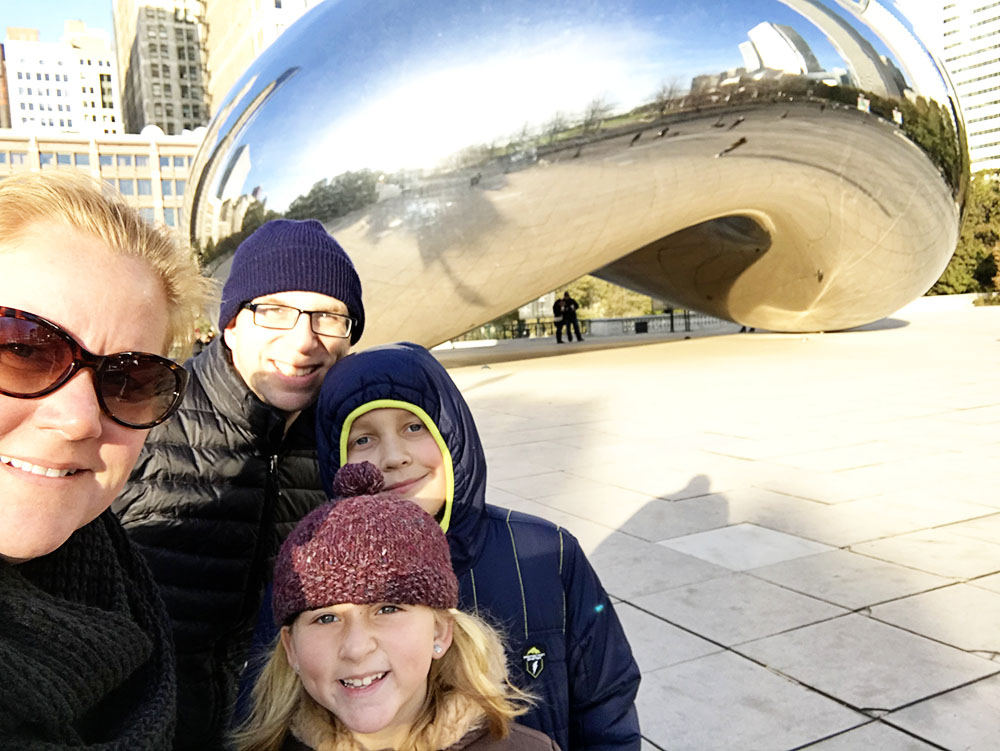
[{"xmin": 314, "ymin": 342, "xmax": 641, "ymax": 751}]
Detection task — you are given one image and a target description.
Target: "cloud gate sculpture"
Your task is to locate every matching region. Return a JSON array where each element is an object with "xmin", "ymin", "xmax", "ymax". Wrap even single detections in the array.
[{"xmin": 187, "ymin": 0, "xmax": 967, "ymax": 345}]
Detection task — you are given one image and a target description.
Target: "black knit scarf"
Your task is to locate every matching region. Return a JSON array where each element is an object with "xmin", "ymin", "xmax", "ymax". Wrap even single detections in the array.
[{"xmin": 0, "ymin": 510, "xmax": 176, "ymax": 750}]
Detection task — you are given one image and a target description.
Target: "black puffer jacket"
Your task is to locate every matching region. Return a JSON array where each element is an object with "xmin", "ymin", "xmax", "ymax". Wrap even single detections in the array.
[{"xmin": 113, "ymin": 338, "xmax": 327, "ymax": 750}]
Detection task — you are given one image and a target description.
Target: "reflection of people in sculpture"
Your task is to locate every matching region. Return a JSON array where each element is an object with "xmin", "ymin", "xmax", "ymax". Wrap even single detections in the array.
[
  {"xmin": 0, "ymin": 172, "xmax": 207, "ymax": 747},
  {"xmin": 560, "ymin": 291, "xmax": 584, "ymax": 342}
]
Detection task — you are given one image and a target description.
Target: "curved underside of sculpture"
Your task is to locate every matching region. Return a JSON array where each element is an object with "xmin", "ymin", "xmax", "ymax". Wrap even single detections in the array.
[{"xmin": 188, "ymin": 0, "xmax": 967, "ymax": 344}]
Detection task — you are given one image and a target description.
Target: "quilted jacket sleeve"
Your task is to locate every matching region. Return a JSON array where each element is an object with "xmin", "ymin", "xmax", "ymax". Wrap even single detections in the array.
[{"xmin": 561, "ymin": 533, "xmax": 642, "ymax": 750}]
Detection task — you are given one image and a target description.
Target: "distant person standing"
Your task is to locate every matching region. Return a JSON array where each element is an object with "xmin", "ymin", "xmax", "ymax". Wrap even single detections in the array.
[
  {"xmin": 552, "ymin": 295, "xmax": 566, "ymax": 343},
  {"xmin": 561, "ymin": 291, "xmax": 584, "ymax": 341}
]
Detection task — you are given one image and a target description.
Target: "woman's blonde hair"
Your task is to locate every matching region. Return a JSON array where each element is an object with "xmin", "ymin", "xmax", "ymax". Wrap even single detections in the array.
[
  {"xmin": 232, "ymin": 608, "xmax": 534, "ymax": 751},
  {"xmin": 0, "ymin": 171, "xmax": 213, "ymax": 356}
]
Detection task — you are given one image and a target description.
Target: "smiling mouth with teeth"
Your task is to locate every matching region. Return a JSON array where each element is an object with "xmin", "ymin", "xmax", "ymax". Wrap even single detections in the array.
[
  {"xmin": 1, "ymin": 455, "xmax": 79, "ymax": 478},
  {"xmin": 340, "ymin": 671, "xmax": 386, "ymax": 688},
  {"xmin": 273, "ymin": 362, "xmax": 320, "ymax": 378}
]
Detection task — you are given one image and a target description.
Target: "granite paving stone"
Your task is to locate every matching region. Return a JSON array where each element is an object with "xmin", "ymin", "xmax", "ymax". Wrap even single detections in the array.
[
  {"xmin": 869, "ymin": 583, "xmax": 1000, "ymax": 654},
  {"xmin": 633, "ymin": 573, "xmax": 847, "ymax": 645},
  {"xmin": 888, "ymin": 673, "xmax": 1000, "ymax": 751},
  {"xmin": 659, "ymin": 523, "xmax": 834, "ymax": 570},
  {"xmin": 738, "ymin": 615, "xmax": 998, "ymax": 710},
  {"xmin": 749, "ymin": 549, "xmax": 952, "ymax": 610}
]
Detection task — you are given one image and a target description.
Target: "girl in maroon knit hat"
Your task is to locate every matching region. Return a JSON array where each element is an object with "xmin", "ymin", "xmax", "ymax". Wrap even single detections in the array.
[{"xmin": 233, "ymin": 464, "xmax": 559, "ymax": 751}]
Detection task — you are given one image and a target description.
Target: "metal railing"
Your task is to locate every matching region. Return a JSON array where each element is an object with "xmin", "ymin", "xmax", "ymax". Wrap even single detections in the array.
[{"xmin": 451, "ymin": 311, "xmax": 727, "ymax": 342}]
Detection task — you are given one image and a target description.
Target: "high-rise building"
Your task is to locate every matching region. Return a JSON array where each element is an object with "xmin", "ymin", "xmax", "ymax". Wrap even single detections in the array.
[
  {"xmin": 202, "ymin": 0, "xmax": 320, "ymax": 112},
  {"xmin": 112, "ymin": 0, "xmax": 209, "ymax": 134},
  {"xmin": 902, "ymin": 0, "xmax": 1000, "ymax": 172},
  {"xmin": 3, "ymin": 23, "xmax": 123, "ymax": 134}
]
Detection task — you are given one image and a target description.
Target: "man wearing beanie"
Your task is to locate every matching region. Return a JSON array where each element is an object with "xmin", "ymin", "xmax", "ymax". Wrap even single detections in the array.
[{"xmin": 114, "ymin": 219, "xmax": 364, "ymax": 751}]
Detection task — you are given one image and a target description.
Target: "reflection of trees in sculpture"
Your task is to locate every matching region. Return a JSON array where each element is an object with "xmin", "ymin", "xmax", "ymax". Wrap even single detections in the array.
[
  {"xmin": 198, "ymin": 170, "xmax": 379, "ymax": 267},
  {"xmin": 931, "ymin": 171, "xmax": 1000, "ymax": 294},
  {"xmin": 285, "ymin": 169, "xmax": 379, "ymax": 223},
  {"xmin": 582, "ymin": 97, "xmax": 613, "ymax": 134},
  {"xmin": 199, "ymin": 200, "xmax": 282, "ymax": 267}
]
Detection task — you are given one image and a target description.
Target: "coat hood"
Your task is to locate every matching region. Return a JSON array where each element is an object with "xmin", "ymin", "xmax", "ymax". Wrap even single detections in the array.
[{"xmin": 316, "ymin": 343, "xmax": 487, "ymax": 574}]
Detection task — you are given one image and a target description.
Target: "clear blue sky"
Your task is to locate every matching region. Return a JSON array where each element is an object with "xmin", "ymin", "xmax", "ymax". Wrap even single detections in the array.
[{"xmin": 0, "ymin": 0, "xmax": 113, "ymax": 42}]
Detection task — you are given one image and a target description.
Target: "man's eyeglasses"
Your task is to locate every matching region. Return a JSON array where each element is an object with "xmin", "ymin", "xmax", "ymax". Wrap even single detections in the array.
[
  {"xmin": 242, "ymin": 302, "xmax": 353, "ymax": 339},
  {"xmin": 0, "ymin": 307, "xmax": 189, "ymax": 429}
]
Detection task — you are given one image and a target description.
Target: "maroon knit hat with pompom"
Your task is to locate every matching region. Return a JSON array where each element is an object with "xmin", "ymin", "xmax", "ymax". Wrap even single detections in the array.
[{"xmin": 272, "ymin": 462, "xmax": 458, "ymax": 625}]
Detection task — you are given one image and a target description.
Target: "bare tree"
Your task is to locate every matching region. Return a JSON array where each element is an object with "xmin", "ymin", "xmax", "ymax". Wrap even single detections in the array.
[
  {"xmin": 653, "ymin": 77, "xmax": 682, "ymax": 119},
  {"xmin": 582, "ymin": 97, "xmax": 612, "ymax": 134}
]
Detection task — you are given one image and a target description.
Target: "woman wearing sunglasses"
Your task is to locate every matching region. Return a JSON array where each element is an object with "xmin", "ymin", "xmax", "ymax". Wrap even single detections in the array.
[{"xmin": 0, "ymin": 173, "xmax": 208, "ymax": 748}]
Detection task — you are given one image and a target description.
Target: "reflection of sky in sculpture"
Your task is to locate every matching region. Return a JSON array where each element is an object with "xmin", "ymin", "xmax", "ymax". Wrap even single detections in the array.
[{"xmin": 212, "ymin": 0, "xmax": 928, "ymax": 211}]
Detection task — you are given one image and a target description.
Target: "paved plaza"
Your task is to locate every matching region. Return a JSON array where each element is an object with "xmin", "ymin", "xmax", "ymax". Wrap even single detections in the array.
[{"xmin": 436, "ymin": 297, "xmax": 1000, "ymax": 750}]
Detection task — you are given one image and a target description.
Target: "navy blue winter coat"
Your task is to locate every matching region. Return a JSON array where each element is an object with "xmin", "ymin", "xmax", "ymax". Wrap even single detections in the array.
[{"xmin": 315, "ymin": 343, "xmax": 641, "ymax": 751}]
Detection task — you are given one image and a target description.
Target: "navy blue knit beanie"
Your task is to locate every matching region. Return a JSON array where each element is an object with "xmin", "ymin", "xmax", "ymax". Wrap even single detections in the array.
[{"xmin": 219, "ymin": 219, "xmax": 365, "ymax": 344}]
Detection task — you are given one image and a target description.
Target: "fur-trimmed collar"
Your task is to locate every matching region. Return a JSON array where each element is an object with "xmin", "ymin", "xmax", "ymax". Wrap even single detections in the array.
[{"xmin": 288, "ymin": 692, "xmax": 486, "ymax": 750}]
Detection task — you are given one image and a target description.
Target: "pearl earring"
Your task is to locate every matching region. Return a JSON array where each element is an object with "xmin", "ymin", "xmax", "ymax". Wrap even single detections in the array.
[
  {"xmin": 433, "ymin": 644, "xmax": 443, "ymax": 654},
  {"xmin": 293, "ymin": 663, "xmax": 300, "ymax": 673}
]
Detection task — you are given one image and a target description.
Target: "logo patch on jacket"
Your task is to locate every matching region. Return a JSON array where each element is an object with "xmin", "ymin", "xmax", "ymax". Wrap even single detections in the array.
[{"xmin": 522, "ymin": 645, "xmax": 546, "ymax": 679}]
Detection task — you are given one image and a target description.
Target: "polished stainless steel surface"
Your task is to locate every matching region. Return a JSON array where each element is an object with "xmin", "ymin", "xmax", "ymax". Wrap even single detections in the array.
[{"xmin": 188, "ymin": 0, "xmax": 966, "ymax": 342}]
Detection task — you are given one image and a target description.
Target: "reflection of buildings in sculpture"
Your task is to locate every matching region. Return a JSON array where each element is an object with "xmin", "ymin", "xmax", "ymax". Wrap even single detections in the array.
[
  {"xmin": 3, "ymin": 22, "xmax": 123, "ymax": 135},
  {"xmin": 0, "ymin": 126, "xmax": 200, "ymax": 230},
  {"xmin": 202, "ymin": 142, "xmax": 256, "ymax": 245},
  {"xmin": 830, "ymin": 0, "xmax": 950, "ymax": 108},
  {"xmin": 778, "ymin": 0, "xmax": 902, "ymax": 98},
  {"xmin": 903, "ymin": 0, "xmax": 1000, "ymax": 172},
  {"xmin": 188, "ymin": 67, "xmax": 298, "ymax": 248},
  {"xmin": 746, "ymin": 22, "xmax": 822, "ymax": 75},
  {"xmin": 202, "ymin": 0, "xmax": 320, "ymax": 120}
]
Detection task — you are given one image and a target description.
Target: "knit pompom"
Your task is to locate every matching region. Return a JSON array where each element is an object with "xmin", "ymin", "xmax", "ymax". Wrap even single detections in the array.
[{"xmin": 332, "ymin": 461, "xmax": 384, "ymax": 498}]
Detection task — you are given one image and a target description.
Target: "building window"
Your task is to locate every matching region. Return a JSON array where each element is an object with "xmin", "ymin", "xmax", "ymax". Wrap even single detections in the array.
[
  {"xmin": 137, "ymin": 178, "xmax": 152, "ymax": 195},
  {"xmin": 56, "ymin": 153, "xmax": 71, "ymax": 165},
  {"xmin": 166, "ymin": 123, "xmax": 176, "ymax": 135},
  {"xmin": 135, "ymin": 155, "xmax": 149, "ymax": 167},
  {"xmin": 160, "ymin": 156, "xmax": 171, "ymax": 168},
  {"xmin": 74, "ymin": 153, "xmax": 90, "ymax": 166},
  {"xmin": 163, "ymin": 207, "xmax": 176, "ymax": 226},
  {"xmin": 118, "ymin": 179, "xmax": 135, "ymax": 195},
  {"xmin": 192, "ymin": 104, "xmax": 201, "ymax": 119},
  {"xmin": 0, "ymin": 152, "xmax": 6, "ymax": 163},
  {"xmin": 161, "ymin": 179, "xmax": 173, "ymax": 196},
  {"xmin": 10, "ymin": 153, "xmax": 26, "ymax": 165},
  {"xmin": 154, "ymin": 103, "xmax": 164, "ymax": 117},
  {"xmin": 162, "ymin": 64, "xmax": 170, "ymax": 78},
  {"xmin": 99, "ymin": 154, "xmax": 113, "ymax": 167},
  {"xmin": 117, "ymin": 154, "xmax": 132, "ymax": 167},
  {"xmin": 275, "ymin": 0, "xmax": 282, "ymax": 7},
  {"xmin": 175, "ymin": 179, "xmax": 186, "ymax": 196},
  {"xmin": 39, "ymin": 153, "xmax": 54, "ymax": 167},
  {"xmin": 173, "ymin": 156, "xmax": 186, "ymax": 168},
  {"xmin": 153, "ymin": 83, "xmax": 161, "ymax": 96},
  {"xmin": 151, "ymin": 65, "xmax": 159, "ymax": 78},
  {"xmin": 149, "ymin": 42, "xmax": 158, "ymax": 57},
  {"xmin": 139, "ymin": 207, "xmax": 155, "ymax": 223},
  {"xmin": 165, "ymin": 103, "xmax": 174, "ymax": 117}
]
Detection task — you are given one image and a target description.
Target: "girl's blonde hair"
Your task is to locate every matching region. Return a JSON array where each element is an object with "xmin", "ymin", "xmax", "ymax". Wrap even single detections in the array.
[
  {"xmin": 232, "ymin": 608, "xmax": 534, "ymax": 751},
  {"xmin": 0, "ymin": 171, "xmax": 213, "ymax": 356}
]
